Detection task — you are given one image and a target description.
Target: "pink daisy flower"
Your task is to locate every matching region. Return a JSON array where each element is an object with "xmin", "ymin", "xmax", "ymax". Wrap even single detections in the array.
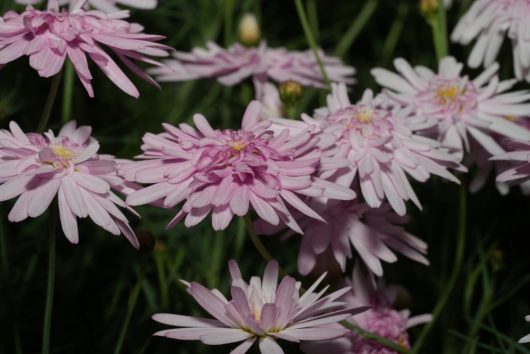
[
  {"xmin": 293, "ymin": 201, "xmax": 429, "ymax": 277},
  {"xmin": 292, "ymin": 83, "xmax": 461, "ymax": 216},
  {"xmin": 124, "ymin": 100, "xmax": 355, "ymax": 232},
  {"xmin": 371, "ymin": 57, "xmax": 530, "ymax": 161},
  {"xmin": 301, "ymin": 265, "xmax": 432, "ymax": 354},
  {"xmin": 0, "ymin": 121, "xmax": 139, "ymax": 247},
  {"xmin": 451, "ymin": 0, "xmax": 530, "ymax": 82},
  {"xmin": 149, "ymin": 41, "xmax": 355, "ymax": 95},
  {"xmin": 152, "ymin": 259, "xmax": 368, "ymax": 354},
  {"xmin": 0, "ymin": 0, "xmax": 170, "ymax": 98},
  {"xmin": 15, "ymin": 0, "xmax": 158, "ymax": 12}
]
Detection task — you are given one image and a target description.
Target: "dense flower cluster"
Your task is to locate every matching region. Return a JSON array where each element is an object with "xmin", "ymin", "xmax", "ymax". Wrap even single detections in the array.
[
  {"xmin": 124, "ymin": 100, "xmax": 355, "ymax": 232},
  {"xmin": 0, "ymin": 0, "xmax": 170, "ymax": 97}
]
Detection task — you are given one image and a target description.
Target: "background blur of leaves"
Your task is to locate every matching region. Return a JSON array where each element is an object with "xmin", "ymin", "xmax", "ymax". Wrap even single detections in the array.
[{"xmin": 1, "ymin": 0, "xmax": 530, "ymax": 353}]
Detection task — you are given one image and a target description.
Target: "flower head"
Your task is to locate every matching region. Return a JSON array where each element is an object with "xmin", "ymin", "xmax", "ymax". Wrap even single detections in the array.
[
  {"xmin": 16, "ymin": 0, "xmax": 157, "ymax": 13},
  {"xmin": 124, "ymin": 101, "xmax": 355, "ymax": 233},
  {"xmin": 294, "ymin": 201, "xmax": 429, "ymax": 277},
  {"xmin": 494, "ymin": 141, "xmax": 530, "ymax": 186},
  {"xmin": 451, "ymin": 0, "xmax": 530, "ymax": 82},
  {"xmin": 153, "ymin": 259, "xmax": 367, "ymax": 354},
  {"xmin": 149, "ymin": 41, "xmax": 355, "ymax": 94},
  {"xmin": 0, "ymin": 121, "xmax": 138, "ymax": 247},
  {"xmin": 520, "ymin": 315, "xmax": 530, "ymax": 343},
  {"xmin": 299, "ymin": 83, "xmax": 460, "ymax": 215},
  {"xmin": 371, "ymin": 57, "xmax": 530, "ymax": 161},
  {"xmin": 301, "ymin": 265, "xmax": 432, "ymax": 354},
  {"xmin": 0, "ymin": 1, "xmax": 170, "ymax": 97}
]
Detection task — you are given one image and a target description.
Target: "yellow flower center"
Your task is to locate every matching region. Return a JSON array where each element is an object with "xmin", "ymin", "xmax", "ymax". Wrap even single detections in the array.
[
  {"xmin": 51, "ymin": 145, "xmax": 76, "ymax": 160},
  {"xmin": 229, "ymin": 140, "xmax": 247, "ymax": 152},
  {"xmin": 355, "ymin": 109, "xmax": 374, "ymax": 123},
  {"xmin": 436, "ymin": 85, "xmax": 461, "ymax": 105}
]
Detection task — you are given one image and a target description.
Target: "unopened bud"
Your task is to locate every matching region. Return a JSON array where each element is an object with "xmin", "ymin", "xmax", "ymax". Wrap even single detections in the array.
[
  {"xmin": 279, "ymin": 80, "xmax": 303, "ymax": 106},
  {"xmin": 238, "ymin": 13, "xmax": 261, "ymax": 47},
  {"xmin": 420, "ymin": 0, "xmax": 439, "ymax": 16}
]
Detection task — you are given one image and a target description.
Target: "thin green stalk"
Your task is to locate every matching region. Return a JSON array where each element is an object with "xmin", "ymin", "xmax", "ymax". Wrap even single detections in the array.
[
  {"xmin": 41, "ymin": 210, "xmax": 57, "ymax": 354},
  {"xmin": 243, "ymin": 214, "xmax": 273, "ymax": 262},
  {"xmin": 412, "ymin": 185, "xmax": 467, "ymax": 352},
  {"xmin": 154, "ymin": 250, "xmax": 169, "ymax": 310},
  {"xmin": 113, "ymin": 274, "xmax": 143, "ymax": 354},
  {"xmin": 428, "ymin": 0, "xmax": 449, "ymax": 61},
  {"xmin": 38, "ymin": 71, "xmax": 63, "ymax": 133},
  {"xmin": 342, "ymin": 322, "xmax": 411, "ymax": 354},
  {"xmin": 307, "ymin": 0, "xmax": 319, "ymax": 41},
  {"xmin": 335, "ymin": 0, "xmax": 379, "ymax": 57},
  {"xmin": 380, "ymin": 3, "xmax": 409, "ymax": 66},
  {"xmin": 62, "ymin": 62, "xmax": 75, "ymax": 123},
  {"xmin": 293, "ymin": 0, "xmax": 329, "ymax": 85},
  {"xmin": 223, "ymin": 0, "xmax": 235, "ymax": 46}
]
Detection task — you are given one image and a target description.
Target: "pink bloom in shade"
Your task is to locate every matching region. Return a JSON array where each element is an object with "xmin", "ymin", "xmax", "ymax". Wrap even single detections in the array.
[
  {"xmin": 0, "ymin": 0, "xmax": 170, "ymax": 98},
  {"xmin": 301, "ymin": 265, "xmax": 432, "ymax": 354},
  {"xmin": 149, "ymin": 41, "xmax": 355, "ymax": 95},
  {"xmin": 15, "ymin": 0, "xmax": 157, "ymax": 12},
  {"xmin": 124, "ymin": 100, "xmax": 355, "ymax": 233},
  {"xmin": 520, "ymin": 316, "xmax": 530, "ymax": 343},
  {"xmin": 451, "ymin": 0, "xmax": 530, "ymax": 82},
  {"xmin": 0, "ymin": 121, "xmax": 139, "ymax": 248},
  {"xmin": 298, "ymin": 82, "xmax": 461, "ymax": 216},
  {"xmin": 292, "ymin": 201, "xmax": 428, "ymax": 277},
  {"xmin": 494, "ymin": 141, "xmax": 530, "ymax": 185},
  {"xmin": 152, "ymin": 260, "xmax": 368, "ymax": 354},
  {"xmin": 371, "ymin": 57, "xmax": 530, "ymax": 161}
]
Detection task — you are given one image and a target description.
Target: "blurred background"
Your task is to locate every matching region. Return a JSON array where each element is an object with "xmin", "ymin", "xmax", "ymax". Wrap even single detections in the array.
[{"xmin": 1, "ymin": 0, "xmax": 530, "ymax": 353}]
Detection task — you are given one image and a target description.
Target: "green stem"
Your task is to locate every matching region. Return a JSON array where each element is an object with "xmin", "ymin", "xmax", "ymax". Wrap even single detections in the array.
[
  {"xmin": 41, "ymin": 211, "xmax": 57, "ymax": 354},
  {"xmin": 428, "ymin": 0, "xmax": 449, "ymax": 61},
  {"xmin": 342, "ymin": 321, "xmax": 411, "ymax": 354},
  {"xmin": 335, "ymin": 0, "xmax": 379, "ymax": 57},
  {"xmin": 154, "ymin": 250, "xmax": 169, "ymax": 310},
  {"xmin": 223, "ymin": 0, "xmax": 235, "ymax": 46},
  {"xmin": 113, "ymin": 274, "xmax": 143, "ymax": 354},
  {"xmin": 38, "ymin": 71, "xmax": 63, "ymax": 133},
  {"xmin": 62, "ymin": 62, "xmax": 75, "ymax": 124},
  {"xmin": 293, "ymin": 0, "xmax": 329, "ymax": 86},
  {"xmin": 243, "ymin": 214, "xmax": 273, "ymax": 262},
  {"xmin": 412, "ymin": 184, "xmax": 467, "ymax": 352}
]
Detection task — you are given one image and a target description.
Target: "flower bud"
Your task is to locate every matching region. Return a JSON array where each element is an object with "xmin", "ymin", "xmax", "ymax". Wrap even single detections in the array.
[
  {"xmin": 279, "ymin": 80, "xmax": 303, "ymax": 106},
  {"xmin": 420, "ymin": 0, "xmax": 439, "ymax": 17},
  {"xmin": 238, "ymin": 13, "xmax": 261, "ymax": 47}
]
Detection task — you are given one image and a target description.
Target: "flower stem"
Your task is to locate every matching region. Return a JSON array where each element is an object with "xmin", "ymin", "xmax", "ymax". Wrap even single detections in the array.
[
  {"xmin": 412, "ymin": 184, "xmax": 467, "ymax": 352},
  {"xmin": 335, "ymin": 0, "xmax": 379, "ymax": 57},
  {"xmin": 41, "ymin": 210, "xmax": 57, "ymax": 354},
  {"xmin": 243, "ymin": 214, "xmax": 274, "ymax": 262},
  {"xmin": 37, "ymin": 71, "xmax": 63, "ymax": 133},
  {"xmin": 62, "ymin": 62, "xmax": 75, "ymax": 124},
  {"xmin": 113, "ymin": 273, "xmax": 143, "ymax": 354},
  {"xmin": 428, "ymin": 0, "xmax": 449, "ymax": 61},
  {"xmin": 293, "ymin": 0, "xmax": 330, "ymax": 86}
]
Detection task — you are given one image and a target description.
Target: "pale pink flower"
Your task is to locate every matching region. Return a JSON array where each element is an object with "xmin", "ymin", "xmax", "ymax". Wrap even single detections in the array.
[
  {"xmin": 292, "ymin": 83, "xmax": 461, "ymax": 216},
  {"xmin": 494, "ymin": 140, "xmax": 530, "ymax": 186},
  {"xmin": 153, "ymin": 259, "xmax": 367, "ymax": 354},
  {"xmin": 149, "ymin": 41, "xmax": 355, "ymax": 95},
  {"xmin": 124, "ymin": 101, "xmax": 355, "ymax": 233},
  {"xmin": 0, "ymin": 0, "xmax": 170, "ymax": 98},
  {"xmin": 520, "ymin": 315, "xmax": 530, "ymax": 343},
  {"xmin": 372, "ymin": 57, "xmax": 530, "ymax": 161},
  {"xmin": 451, "ymin": 0, "xmax": 530, "ymax": 82},
  {"xmin": 293, "ymin": 201, "xmax": 429, "ymax": 277},
  {"xmin": 258, "ymin": 82, "xmax": 284, "ymax": 121},
  {"xmin": 0, "ymin": 121, "xmax": 139, "ymax": 247},
  {"xmin": 15, "ymin": 0, "xmax": 157, "ymax": 12},
  {"xmin": 301, "ymin": 265, "xmax": 432, "ymax": 354}
]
